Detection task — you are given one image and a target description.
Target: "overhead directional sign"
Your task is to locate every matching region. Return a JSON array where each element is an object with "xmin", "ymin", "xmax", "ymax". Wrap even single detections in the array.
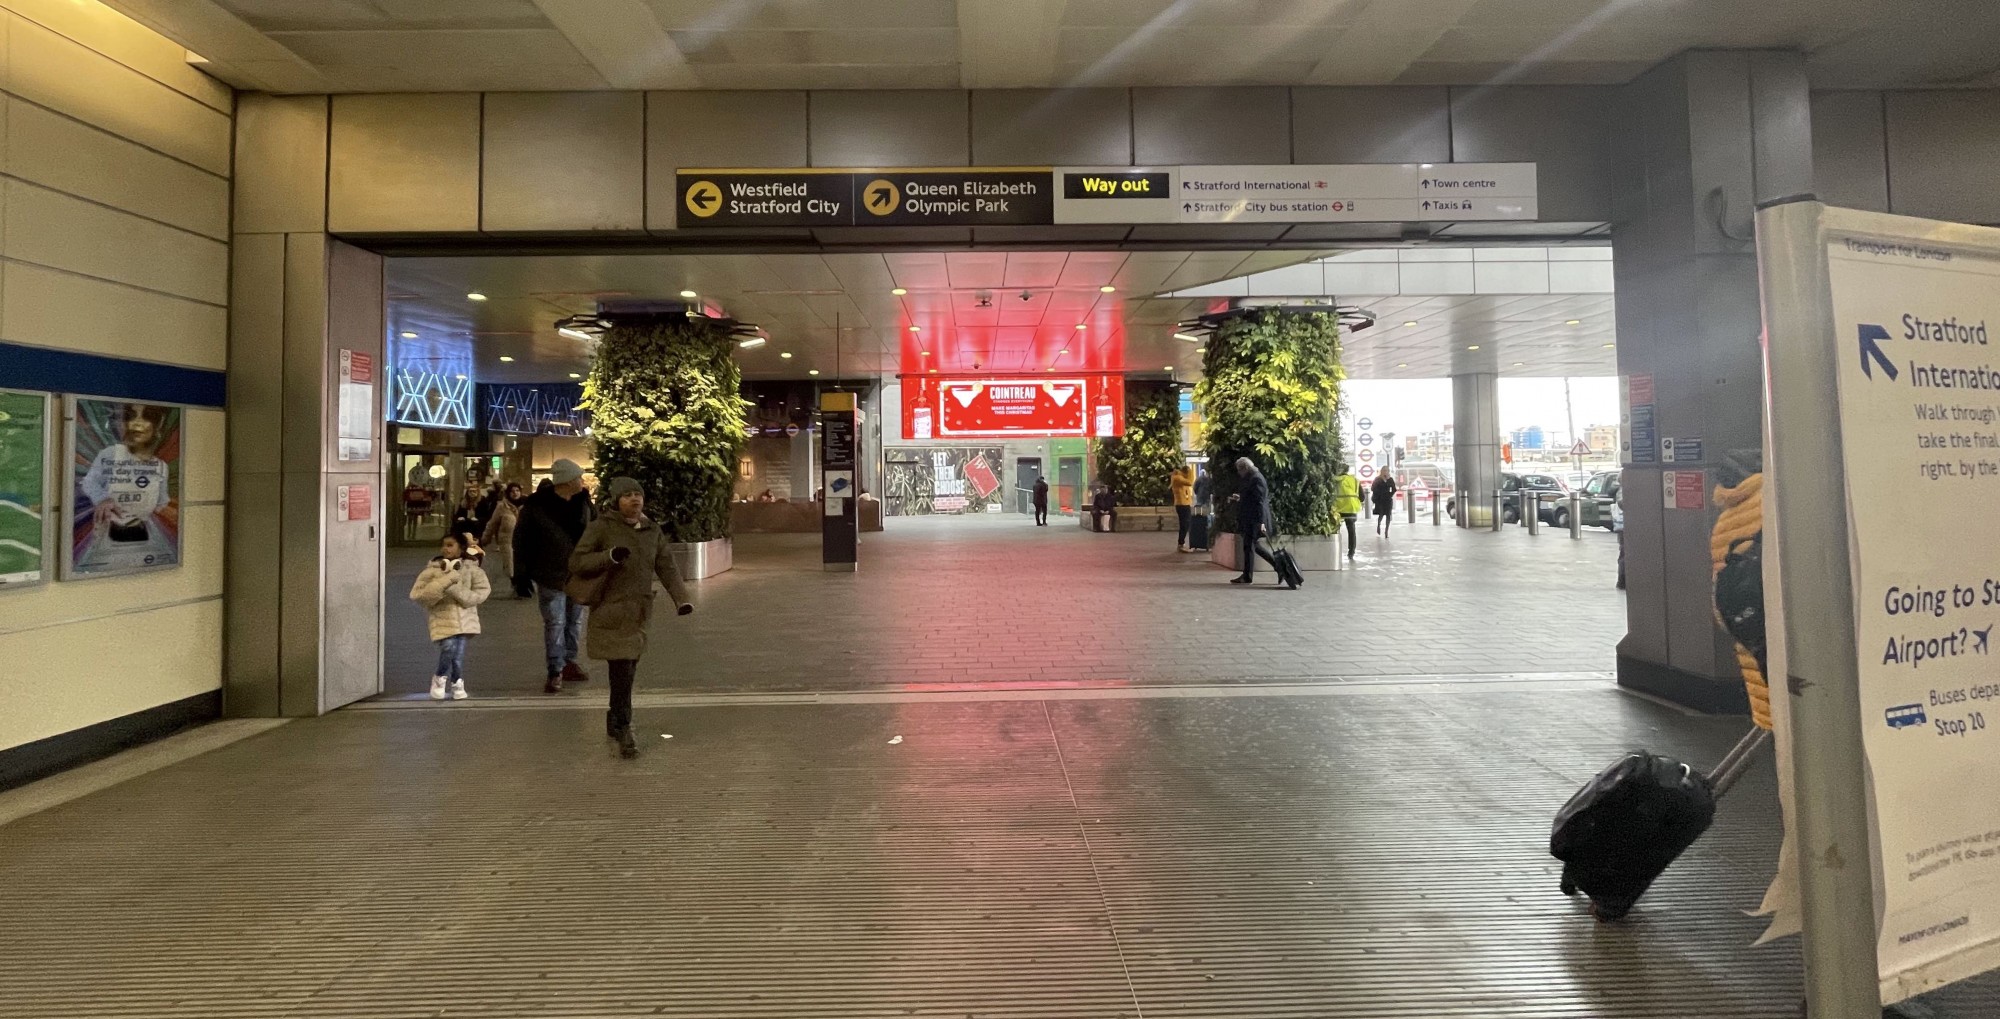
[{"xmin": 681, "ymin": 163, "xmax": 1540, "ymax": 228}]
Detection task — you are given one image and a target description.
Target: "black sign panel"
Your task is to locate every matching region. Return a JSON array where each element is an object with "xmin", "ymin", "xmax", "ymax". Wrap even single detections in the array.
[
  {"xmin": 1062, "ymin": 171, "xmax": 1171, "ymax": 200},
  {"xmin": 676, "ymin": 172, "xmax": 850, "ymax": 227},
  {"xmin": 823, "ymin": 415, "xmax": 856, "ymax": 470},
  {"xmin": 676, "ymin": 169, "xmax": 1054, "ymax": 228},
  {"xmin": 855, "ymin": 171, "xmax": 1052, "ymax": 226}
]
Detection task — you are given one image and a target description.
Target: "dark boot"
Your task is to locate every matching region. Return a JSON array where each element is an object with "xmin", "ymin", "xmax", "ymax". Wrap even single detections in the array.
[
  {"xmin": 544, "ymin": 673, "xmax": 563, "ymax": 695},
  {"xmin": 616, "ymin": 726, "xmax": 639, "ymax": 759},
  {"xmin": 606, "ymin": 712, "xmax": 620, "ymax": 738},
  {"xmin": 561, "ymin": 661, "xmax": 588, "ymax": 684}
]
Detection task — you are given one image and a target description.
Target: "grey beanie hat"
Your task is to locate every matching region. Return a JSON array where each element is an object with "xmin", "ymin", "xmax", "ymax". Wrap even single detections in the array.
[
  {"xmin": 604, "ymin": 476, "xmax": 644, "ymax": 503},
  {"xmin": 549, "ymin": 458, "xmax": 584, "ymax": 485}
]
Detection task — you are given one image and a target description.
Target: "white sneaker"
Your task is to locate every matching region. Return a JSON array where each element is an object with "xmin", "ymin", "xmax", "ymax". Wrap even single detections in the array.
[
  {"xmin": 429, "ymin": 676, "xmax": 447, "ymax": 700},
  {"xmin": 450, "ymin": 679, "xmax": 468, "ymax": 701}
]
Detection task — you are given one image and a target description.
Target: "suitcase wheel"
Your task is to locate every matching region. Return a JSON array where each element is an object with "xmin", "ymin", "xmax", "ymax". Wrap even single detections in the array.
[
  {"xmin": 1559, "ymin": 878, "xmax": 1577, "ymax": 897},
  {"xmin": 1589, "ymin": 900, "xmax": 1631, "ymax": 922}
]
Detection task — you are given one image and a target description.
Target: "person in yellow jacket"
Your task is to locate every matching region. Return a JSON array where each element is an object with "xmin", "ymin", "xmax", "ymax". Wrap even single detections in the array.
[
  {"xmin": 1332, "ymin": 464, "xmax": 1363, "ymax": 559},
  {"xmin": 1169, "ymin": 464, "xmax": 1197, "ymax": 552}
]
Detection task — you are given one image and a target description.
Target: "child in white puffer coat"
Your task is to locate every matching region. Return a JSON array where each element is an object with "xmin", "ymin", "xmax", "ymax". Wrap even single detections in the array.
[{"xmin": 409, "ymin": 532, "xmax": 491, "ymax": 700}]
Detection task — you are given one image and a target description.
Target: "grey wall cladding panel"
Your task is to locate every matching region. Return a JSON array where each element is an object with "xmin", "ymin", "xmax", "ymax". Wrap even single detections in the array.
[
  {"xmin": 233, "ymin": 95, "xmax": 328, "ymax": 235},
  {"xmin": 809, "ymin": 90, "xmax": 969, "ymax": 167},
  {"xmin": 483, "ymin": 92, "xmax": 644, "ymax": 232},
  {"xmin": 1810, "ymin": 91, "xmax": 1888, "ymax": 213},
  {"xmin": 1132, "ymin": 87, "xmax": 1290, "ymax": 165},
  {"xmin": 646, "ymin": 91, "xmax": 809, "ymax": 230},
  {"xmin": 971, "ymin": 89, "xmax": 1131, "ymax": 166},
  {"xmin": 328, "ymin": 94, "xmax": 480, "ymax": 234},
  {"xmin": 1291, "ymin": 87, "xmax": 1451, "ymax": 164},
  {"xmin": 1885, "ymin": 90, "xmax": 2000, "ymax": 224},
  {"xmin": 1451, "ymin": 86, "xmax": 1617, "ymax": 223}
]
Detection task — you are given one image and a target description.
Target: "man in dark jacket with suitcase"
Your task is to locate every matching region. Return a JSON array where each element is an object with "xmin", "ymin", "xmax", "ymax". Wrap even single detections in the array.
[
  {"xmin": 512, "ymin": 459, "xmax": 596, "ymax": 693},
  {"xmin": 1228, "ymin": 457, "xmax": 1285, "ymax": 585}
]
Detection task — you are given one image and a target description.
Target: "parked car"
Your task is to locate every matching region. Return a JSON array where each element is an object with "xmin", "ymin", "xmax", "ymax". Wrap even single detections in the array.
[
  {"xmin": 1577, "ymin": 470, "xmax": 1623, "ymax": 530},
  {"xmin": 1445, "ymin": 472, "xmax": 1569, "ymax": 524}
]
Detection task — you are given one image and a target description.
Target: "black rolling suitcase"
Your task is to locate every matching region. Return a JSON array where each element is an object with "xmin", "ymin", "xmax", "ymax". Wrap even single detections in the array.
[
  {"xmin": 1189, "ymin": 513, "xmax": 1209, "ymax": 551},
  {"xmin": 1269, "ymin": 539, "xmax": 1304, "ymax": 590},
  {"xmin": 1550, "ymin": 728, "xmax": 1768, "ymax": 920}
]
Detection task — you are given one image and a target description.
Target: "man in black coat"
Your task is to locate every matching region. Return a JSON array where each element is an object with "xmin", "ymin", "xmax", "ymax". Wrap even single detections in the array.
[
  {"xmin": 512, "ymin": 459, "xmax": 597, "ymax": 693},
  {"xmin": 1229, "ymin": 457, "xmax": 1283, "ymax": 584},
  {"xmin": 1032, "ymin": 477, "xmax": 1050, "ymax": 526}
]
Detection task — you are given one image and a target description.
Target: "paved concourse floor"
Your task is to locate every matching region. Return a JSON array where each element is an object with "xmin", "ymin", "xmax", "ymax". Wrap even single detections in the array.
[
  {"xmin": 383, "ymin": 510, "xmax": 1628, "ymax": 699},
  {"xmin": 6, "ymin": 680, "xmax": 2000, "ymax": 1017}
]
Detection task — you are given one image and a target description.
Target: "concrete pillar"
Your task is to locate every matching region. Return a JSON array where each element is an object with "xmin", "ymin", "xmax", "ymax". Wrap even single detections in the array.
[
  {"xmin": 1451, "ymin": 372, "xmax": 1502, "ymax": 528},
  {"xmin": 1610, "ymin": 50, "xmax": 1812, "ymax": 711},
  {"xmin": 228, "ymin": 95, "xmax": 386, "ymax": 716}
]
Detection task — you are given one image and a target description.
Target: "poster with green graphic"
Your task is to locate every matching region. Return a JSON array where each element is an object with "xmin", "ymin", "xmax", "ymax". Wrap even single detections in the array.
[{"xmin": 0, "ymin": 389, "xmax": 51, "ymax": 588}]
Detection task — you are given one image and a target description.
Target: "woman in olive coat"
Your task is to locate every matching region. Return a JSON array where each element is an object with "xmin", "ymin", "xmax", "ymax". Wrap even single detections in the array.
[{"xmin": 568, "ymin": 476, "xmax": 693, "ymax": 758}]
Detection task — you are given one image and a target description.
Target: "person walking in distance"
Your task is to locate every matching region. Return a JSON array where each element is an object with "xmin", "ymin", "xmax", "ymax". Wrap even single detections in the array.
[
  {"xmin": 1333, "ymin": 463, "xmax": 1363, "ymax": 559},
  {"xmin": 1032, "ymin": 476, "xmax": 1050, "ymax": 526},
  {"xmin": 481, "ymin": 482, "xmax": 525, "ymax": 598},
  {"xmin": 409, "ymin": 532, "xmax": 491, "ymax": 701},
  {"xmin": 1170, "ymin": 462, "xmax": 1197, "ymax": 552},
  {"xmin": 569, "ymin": 477, "xmax": 693, "ymax": 759},
  {"xmin": 1370, "ymin": 470, "xmax": 1399, "ymax": 538},
  {"xmin": 513, "ymin": 459, "xmax": 596, "ymax": 694},
  {"xmin": 1228, "ymin": 457, "xmax": 1282, "ymax": 584}
]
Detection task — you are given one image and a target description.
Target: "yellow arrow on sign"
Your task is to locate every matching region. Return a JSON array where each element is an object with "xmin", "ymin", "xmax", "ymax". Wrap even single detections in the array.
[
  {"xmin": 684, "ymin": 180, "xmax": 722, "ymax": 218},
  {"xmin": 862, "ymin": 178, "xmax": 899, "ymax": 216}
]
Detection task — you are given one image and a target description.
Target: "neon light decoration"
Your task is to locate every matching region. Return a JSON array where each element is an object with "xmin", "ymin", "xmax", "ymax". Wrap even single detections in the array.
[
  {"xmin": 485, "ymin": 383, "xmax": 587, "ymax": 436},
  {"xmin": 392, "ymin": 364, "xmax": 474, "ymax": 429}
]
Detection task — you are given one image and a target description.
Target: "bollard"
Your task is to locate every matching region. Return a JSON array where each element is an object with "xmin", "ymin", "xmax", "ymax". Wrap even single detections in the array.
[
  {"xmin": 1433, "ymin": 490, "xmax": 1442, "ymax": 526},
  {"xmin": 1491, "ymin": 492, "xmax": 1503, "ymax": 532},
  {"xmin": 1527, "ymin": 493, "xmax": 1540, "ymax": 534},
  {"xmin": 1407, "ymin": 491, "xmax": 1417, "ymax": 524},
  {"xmin": 1570, "ymin": 491, "xmax": 1583, "ymax": 540}
]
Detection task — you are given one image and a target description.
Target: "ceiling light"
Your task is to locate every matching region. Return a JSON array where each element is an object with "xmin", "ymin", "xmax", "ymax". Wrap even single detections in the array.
[
  {"xmin": 568, "ymin": 372, "xmax": 581, "ymax": 378},
  {"xmin": 1512, "ymin": 361, "xmax": 1525, "ymax": 367},
  {"xmin": 1566, "ymin": 319, "xmax": 1583, "ymax": 326},
  {"xmin": 737, "ymin": 337, "xmax": 767, "ymax": 349},
  {"xmin": 499, "ymin": 355, "xmax": 515, "ymax": 362},
  {"xmin": 466, "ymin": 292, "xmax": 487, "ymax": 301},
  {"xmin": 1196, "ymin": 347, "xmax": 1207, "ymax": 354},
  {"xmin": 1100, "ymin": 285, "xmax": 1116, "ymax": 293},
  {"xmin": 908, "ymin": 326, "xmax": 921, "ymax": 332},
  {"xmin": 679, "ymin": 290, "xmax": 698, "ymax": 299},
  {"xmin": 557, "ymin": 327, "xmax": 595, "ymax": 343},
  {"xmin": 808, "ymin": 369, "xmax": 820, "ymax": 376},
  {"xmin": 1164, "ymin": 365, "xmax": 1175, "ymax": 371},
  {"xmin": 1395, "ymin": 363, "xmax": 1408, "ymax": 369},
  {"xmin": 1046, "ymin": 367, "xmax": 1055, "ymax": 372},
  {"xmin": 1173, "ymin": 332, "xmax": 1202, "ymax": 343},
  {"xmin": 1058, "ymin": 348, "xmax": 1069, "ymax": 355},
  {"xmin": 1075, "ymin": 323, "xmax": 1087, "ymax": 330},
  {"xmin": 455, "ymin": 373, "xmax": 468, "ymax": 380},
  {"xmin": 1402, "ymin": 320, "xmax": 1419, "ymax": 328},
  {"xmin": 398, "ymin": 331, "xmax": 418, "ymax": 339},
  {"xmin": 1602, "ymin": 342, "xmax": 1616, "ymax": 348},
  {"xmin": 892, "ymin": 287, "xmax": 907, "ymax": 296},
  {"xmin": 780, "ymin": 351, "xmax": 793, "ymax": 359},
  {"xmin": 919, "ymin": 350, "xmax": 930, "ymax": 357},
  {"xmin": 927, "ymin": 368, "xmax": 937, "ymax": 374},
  {"xmin": 1465, "ymin": 345, "xmax": 1479, "ymax": 351}
]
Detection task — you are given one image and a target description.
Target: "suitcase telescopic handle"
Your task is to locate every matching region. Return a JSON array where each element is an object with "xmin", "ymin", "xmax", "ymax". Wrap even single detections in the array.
[{"xmin": 1706, "ymin": 727, "xmax": 1772, "ymax": 799}]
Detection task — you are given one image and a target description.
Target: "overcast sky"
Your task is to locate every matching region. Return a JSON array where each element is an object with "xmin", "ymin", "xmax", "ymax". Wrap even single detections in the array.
[{"xmin": 1341, "ymin": 376, "xmax": 1620, "ymax": 446}]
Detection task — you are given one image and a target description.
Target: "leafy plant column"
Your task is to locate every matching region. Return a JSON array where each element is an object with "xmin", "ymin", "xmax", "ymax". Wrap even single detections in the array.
[
  {"xmin": 1195, "ymin": 310, "xmax": 1345, "ymax": 536},
  {"xmin": 1093, "ymin": 380, "xmax": 1185, "ymax": 505},
  {"xmin": 583, "ymin": 316, "xmax": 751, "ymax": 543}
]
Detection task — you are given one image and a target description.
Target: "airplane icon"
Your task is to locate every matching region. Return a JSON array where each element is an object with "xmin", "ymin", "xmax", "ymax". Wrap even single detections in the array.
[{"xmin": 1974, "ymin": 625, "xmax": 1992, "ymax": 655}]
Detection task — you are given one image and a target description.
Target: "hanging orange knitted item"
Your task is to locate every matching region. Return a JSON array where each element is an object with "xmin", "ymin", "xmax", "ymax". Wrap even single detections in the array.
[{"xmin": 1711, "ymin": 474, "xmax": 1772, "ymax": 731}]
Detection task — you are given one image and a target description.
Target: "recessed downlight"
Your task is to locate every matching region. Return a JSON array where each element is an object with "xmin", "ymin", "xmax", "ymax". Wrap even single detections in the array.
[
  {"xmin": 892, "ymin": 287, "xmax": 907, "ymax": 296},
  {"xmin": 1075, "ymin": 323, "xmax": 1087, "ymax": 330},
  {"xmin": 455, "ymin": 373, "xmax": 468, "ymax": 380},
  {"xmin": 1058, "ymin": 348, "xmax": 1069, "ymax": 355},
  {"xmin": 780, "ymin": 351, "xmax": 793, "ymax": 359},
  {"xmin": 1402, "ymin": 320, "xmax": 1419, "ymax": 328},
  {"xmin": 568, "ymin": 372, "xmax": 581, "ymax": 378},
  {"xmin": 680, "ymin": 290, "xmax": 698, "ymax": 299},
  {"xmin": 1173, "ymin": 332, "xmax": 1202, "ymax": 343},
  {"xmin": 737, "ymin": 337, "xmax": 766, "ymax": 349},
  {"xmin": 808, "ymin": 369, "xmax": 820, "ymax": 376},
  {"xmin": 908, "ymin": 326, "xmax": 921, "ymax": 332},
  {"xmin": 1566, "ymin": 319, "xmax": 1583, "ymax": 326},
  {"xmin": 1512, "ymin": 361, "xmax": 1526, "ymax": 367},
  {"xmin": 399, "ymin": 331, "xmax": 418, "ymax": 339},
  {"xmin": 1602, "ymin": 342, "xmax": 1616, "ymax": 348},
  {"xmin": 1395, "ymin": 363, "xmax": 1408, "ymax": 368},
  {"xmin": 1465, "ymin": 345, "xmax": 1479, "ymax": 351},
  {"xmin": 499, "ymin": 355, "xmax": 515, "ymax": 362},
  {"xmin": 1100, "ymin": 285, "xmax": 1116, "ymax": 293},
  {"xmin": 1163, "ymin": 365, "xmax": 1175, "ymax": 371}
]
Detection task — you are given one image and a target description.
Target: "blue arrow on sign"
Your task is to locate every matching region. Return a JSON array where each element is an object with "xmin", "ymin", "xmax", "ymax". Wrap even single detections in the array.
[{"xmin": 1859, "ymin": 324, "xmax": 1897, "ymax": 381}]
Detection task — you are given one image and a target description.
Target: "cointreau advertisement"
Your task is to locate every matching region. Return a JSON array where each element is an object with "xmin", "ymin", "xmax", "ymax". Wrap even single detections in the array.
[{"xmin": 902, "ymin": 375, "xmax": 1125, "ymax": 439}]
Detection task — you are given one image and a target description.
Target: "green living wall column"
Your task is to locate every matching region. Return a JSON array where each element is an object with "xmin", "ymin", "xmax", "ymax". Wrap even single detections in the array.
[
  {"xmin": 1094, "ymin": 380, "xmax": 1184, "ymax": 506},
  {"xmin": 1196, "ymin": 310, "xmax": 1345, "ymax": 536}
]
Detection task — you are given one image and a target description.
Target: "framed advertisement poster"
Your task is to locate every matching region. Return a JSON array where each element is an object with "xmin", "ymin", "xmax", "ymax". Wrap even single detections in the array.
[
  {"xmin": 0, "ymin": 389, "xmax": 52, "ymax": 589},
  {"xmin": 63, "ymin": 395, "xmax": 183, "ymax": 578}
]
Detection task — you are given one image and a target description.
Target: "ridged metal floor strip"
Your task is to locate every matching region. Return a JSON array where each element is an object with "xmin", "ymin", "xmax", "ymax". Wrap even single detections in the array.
[{"xmin": 2, "ymin": 690, "xmax": 1998, "ymax": 1017}]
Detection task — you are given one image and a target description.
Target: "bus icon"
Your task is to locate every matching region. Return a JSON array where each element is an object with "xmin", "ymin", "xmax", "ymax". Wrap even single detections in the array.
[{"xmin": 1885, "ymin": 704, "xmax": 1928, "ymax": 729}]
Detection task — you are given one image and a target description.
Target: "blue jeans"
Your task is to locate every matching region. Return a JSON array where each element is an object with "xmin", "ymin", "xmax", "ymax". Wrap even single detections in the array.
[
  {"xmin": 537, "ymin": 585, "xmax": 584, "ymax": 677},
  {"xmin": 434, "ymin": 634, "xmax": 468, "ymax": 682}
]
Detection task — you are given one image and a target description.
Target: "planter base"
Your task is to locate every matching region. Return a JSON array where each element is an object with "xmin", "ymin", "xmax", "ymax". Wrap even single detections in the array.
[
  {"xmin": 1210, "ymin": 533, "xmax": 1346, "ymax": 571},
  {"xmin": 670, "ymin": 537, "xmax": 733, "ymax": 580},
  {"xmin": 1078, "ymin": 506, "xmax": 1177, "ymax": 532}
]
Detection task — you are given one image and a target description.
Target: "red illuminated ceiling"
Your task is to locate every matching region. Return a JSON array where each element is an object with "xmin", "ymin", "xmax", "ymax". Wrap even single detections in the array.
[{"xmin": 896, "ymin": 282, "xmax": 1129, "ymax": 377}]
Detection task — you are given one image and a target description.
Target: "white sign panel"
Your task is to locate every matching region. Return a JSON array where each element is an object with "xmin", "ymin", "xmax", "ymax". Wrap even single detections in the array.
[
  {"xmin": 1175, "ymin": 162, "xmax": 1537, "ymax": 223},
  {"xmin": 1827, "ymin": 227, "xmax": 2000, "ymax": 991}
]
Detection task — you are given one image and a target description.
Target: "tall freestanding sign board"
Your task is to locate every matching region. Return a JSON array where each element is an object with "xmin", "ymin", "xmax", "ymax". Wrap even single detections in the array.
[
  {"xmin": 820, "ymin": 391, "xmax": 859, "ymax": 572},
  {"xmin": 1759, "ymin": 199, "xmax": 2000, "ymax": 1014}
]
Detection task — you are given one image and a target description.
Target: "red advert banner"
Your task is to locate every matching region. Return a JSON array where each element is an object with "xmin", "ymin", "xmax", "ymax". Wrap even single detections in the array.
[{"xmin": 903, "ymin": 376, "xmax": 1125, "ymax": 439}]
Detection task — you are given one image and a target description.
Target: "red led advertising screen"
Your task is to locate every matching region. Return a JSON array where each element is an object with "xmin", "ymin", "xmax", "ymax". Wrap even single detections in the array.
[{"xmin": 903, "ymin": 376, "xmax": 1125, "ymax": 439}]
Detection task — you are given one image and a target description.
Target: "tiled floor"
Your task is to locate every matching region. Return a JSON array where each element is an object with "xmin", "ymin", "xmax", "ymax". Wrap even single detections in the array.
[
  {"xmin": 384, "ymin": 511, "xmax": 1628, "ymax": 698},
  {"xmin": 3, "ymin": 683, "xmax": 1994, "ymax": 1017}
]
